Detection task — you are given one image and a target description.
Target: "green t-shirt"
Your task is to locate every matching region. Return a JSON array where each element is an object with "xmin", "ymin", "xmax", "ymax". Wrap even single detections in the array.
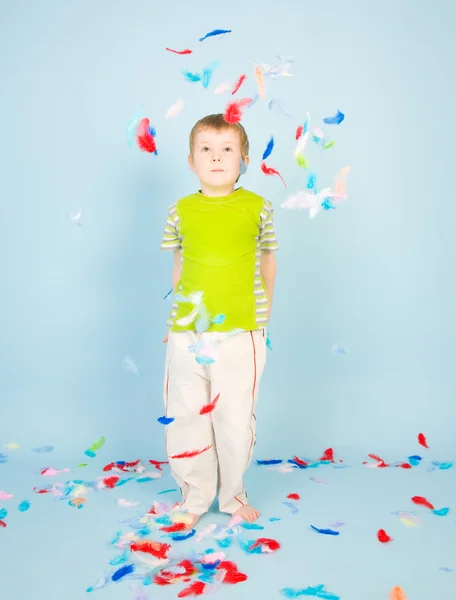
[{"xmin": 160, "ymin": 187, "xmax": 279, "ymax": 333}]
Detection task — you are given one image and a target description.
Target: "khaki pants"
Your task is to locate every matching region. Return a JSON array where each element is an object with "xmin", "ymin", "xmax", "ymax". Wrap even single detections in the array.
[{"xmin": 162, "ymin": 328, "xmax": 267, "ymax": 515}]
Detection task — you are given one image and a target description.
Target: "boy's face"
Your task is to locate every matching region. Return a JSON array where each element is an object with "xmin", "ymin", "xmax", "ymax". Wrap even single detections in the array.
[{"xmin": 188, "ymin": 127, "xmax": 249, "ymax": 192}]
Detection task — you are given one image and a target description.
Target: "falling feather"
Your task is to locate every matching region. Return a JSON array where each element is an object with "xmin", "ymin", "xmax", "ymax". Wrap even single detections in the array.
[
  {"xmin": 201, "ymin": 60, "xmax": 221, "ymax": 88},
  {"xmin": 18, "ymin": 500, "xmax": 30, "ymax": 512},
  {"xmin": 390, "ymin": 586, "xmax": 408, "ymax": 600},
  {"xmin": 262, "ymin": 136, "xmax": 274, "ymax": 161},
  {"xmin": 303, "ymin": 113, "xmax": 311, "ymax": 133},
  {"xmin": 232, "ymin": 74, "xmax": 247, "ymax": 95},
  {"xmin": 332, "ymin": 166, "xmax": 350, "ymax": 202},
  {"xmin": 261, "ymin": 162, "xmax": 287, "ymax": 187},
  {"xmin": 199, "ymin": 29, "xmax": 232, "ymax": 42},
  {"xmin": 181, "ymin": 70, "xmax": 202, "ymax": 83},
  {"xmin": 214, "ymin": 82, "xmax": 231, "ymax": 95},
  {"xmin": 432, "ymin": 507, "xmax": 450, "ymax": 516},
  {"xmin": 323, "ymin": 139, "xmax": 336, "ymax": 150},
  {"xmin": 0, "ymin": 491, "xmax": 13, "ymax": 500},
  {"xmin": 200, "ymin": 392, "xmax": 220, "ymax": 415},
  {"xmin": 136, "ymin": 119, "xmax": 157, "ymax": 154},
  {"xmin": 377, "ymin": 529, "xmax": 393, "ymax": 543},
  {"xmin": 294, "ymin": 131, "xmax": 310, "ymax": 157},
  {"xmin": 323, "ymin": 110, "xmax": 345, "ymax": 125},
  {"xmin": 84, "ymin": 436, "xmax": 105, "ymax": 458},
  {"xmin": 170, "ymin": 445, "xmax": 212, "ymax": 460},
  {"xmin": 112, "ymin": 563, "xmax": 135, "ymax": 582},
  {"xmin": 295, "ymin": 125, "xmax": 303, "ymax": 140},
  {"xmin": 418, "ymin": 433, "xmax": 429, "ymax": 448},
  {"xmin": 310, "ymin": 525, "xmax": 339, "ymax": 536},
  {"xmin": 411, "ymin": 496, "xmax": 435, "ymax": 510},
  {"xmin": 254, "ymin": 62, "xmax": 266, "ymax": 98},
  {"xmin": 223, "ymin": 98, "xmax": 252, "ymax": 124},
  {"xmin": 281, "ymin": 190, "xmax": 317, "ymax": 210},
  {"xmin": 86, "ymin": 576, "xmax": 109, "ymax": 593},
  {"xmin": 166, "ymin": 47, "xmax": 193, "ymax": 55},
  {"xmin": 126, "ymin": 104, "xmax": 144, "ymax": 148},
  {"xmin": 247, "ymin": 93, "xmax": 259, "ymax": 108},
  {"xmin": 269, "ymin": 99, "xmax": 292, "ymax": 118},
  {"xmin": 157, "ymin": 416, "xmax": 174, "ymax": 425},
  {"xmin": 165, "ymin": 98, "xmax": 184, "ymax": 119}
]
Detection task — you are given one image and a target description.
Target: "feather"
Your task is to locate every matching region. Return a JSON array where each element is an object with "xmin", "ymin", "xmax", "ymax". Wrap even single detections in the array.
[
  {"xmin": 178, "ymin": 581, "xmax": 206, "ymax": 597},
  {"xmin": 287, "ymin": 493, "xmax": 300, "ymax": 500},
  {"xmin": 214, "ymin": 82, "xmax": 231, "ymax": 95},
  {"xmin": 323, "ymin": 110, "xmax": 345, "ymax": 125},
  {"xmin": 160, "ymin": 522, "xmax": 187, "ymax": 533},
  {"xmin": 232, "ymin": 74, "xmax": 247, "ymax": 95},
  {"xmin": 199, "ymin": 29, "xmax": 232, "ymax": 42},
  {"xmin": 195, "ymin": 303, "xmax": 211, "ymax": 333},
  {"xmin": 311, "ymin": 525, "xmax": 339, "ymax": 536},
  {"xmin": 170, "ymin": 445, "xmax": 212, "ymax": 460},
  {"xmin": 181, "ymin": 70, "xmax": 202, "ymax": 83},
  {"xmin": 157, "ymin": 416, "xmax": 174, "ymax": 425},
  {"xmin": 201, "ymin": 60, "xmax": 220, "ymax": 88},
  {"xmin": 130, "ymin": 540, "xmax": 170, "ymax": 559},
  {"xmin": 165, "ymin": 98, "xmax": 184, "ymax": 119},
  {"xmin": 368, "ymin": 453, "xmax": 389, "ymax": 467},
  {"xmin": 0, "ymin": 520, "xmax": 6, "ymax": 528},
  {"xmin": 117, "ymin": 499, "xmax": 139, "ymax": 508},
  {"xmin": 417, "ymin": 433, "xmax": 429, "ymax": 448},
  {"xmin": 148, "ymin": 459, "xmax": 168, "ymax": 471},
  {"xmin": 261, "ymin": 162, "xmax": 287, "ymax": 187},
  {"xmin": 332, "ymin": 165, "xmax": 350, "ymax": 203},
  {"xmin": 136, "ymin": 119, "xmax": 157, "ymax": 154},
  {"xmin": 176, "ymin": 306, "xmax": 199, "ymax": 327},
  {"xmin": 200, "ymin": 392, "xmax": 220, "ymax": 415},
  {"xmin": 18, "ymin": 500, "xmax": 30, "ymax": 512},
  {"xmin": 217, "ymin": 561, "xmax": 247, "ymax": 584},
  {"xmin": 0, "ymin": 509, "xmax": 7, "ymax": 520},
  {"xmin": 102, "ymin": 476, "xmax": 120, "ymax": 489},
  {"xmin": 254, "ymin": 62, "xmax": 266, "ymax": 98},
  {"xmin": 432, "ymin": 507, "xmax": 450, "ymax": 516},
  {"xmin": 268, "ymin": 99, "xmax": 292, "ymax": 118},
  {"xmin": 323, "ymin": 139, "xmax": 336, "ymax": 150},
  {"xmin": 411, "ymin": 495, "xmax": 435, "ymax": 510},
  {"xmin": 112, "ymin": 563, "xmax": 135, "ymax": 582},
  {"xmin": 281, "ymin": 191, "xmax": 317, "ymax": 210},
  {"xmin": 166, "ymin": 47, "xmax": 193, "ymax": 55},
  {"xmin": 377, "ymin": 529, "xmax": 393, "ymax": 543},
  {"xmin": 248, "ymin": 537, "xmax": 281, "ymax": 552},
  {"xmin": 247, "ymin": 93, "xmax": 259, "ymax": 108},
  {"xmin": 289, "ymin": 456, "xmax": 309, "ymax": 467},
  {"xmin": 0, "ymin": 491, "xmax": 13, "ymax": 500},
  {"xmin": 86, "ymin": 576, "xmax": 109, "ymax": 593},
  {"xmin": 282, "ymin": 501, "xmax": 299, "ymax": 514},
  {"xmin": 223, "ymin": 98, "xmax": 252, "ymax": 124},
  {"xmin": 303, "ymin": 112, "xmax": 311, "ymax": 133},
  {"xmin": 295, "ymin": 125, "xmax": 303, "ymax": 140},
  {"xmin": 307, "ymin": 172, "xmax": 317, "ymax": 190},
  {"xmin": 86, "ymin": 436, "xmax": 105, "ymax": 454},
  {"xmin": 294, "ymin": 131, "xmax": 310, "ymax": 157},
  {"xmin": 262, "ymin": 136, "xmax": 274, "ymax": 161},
  {"xmin": 256, "ymin": 459, "xmax": 283, "ymax": 465},
  {"xmin": 126, "ymin": 105, "xmax": 144, "ymax": 148},
  {"xmin": 281, "ymin": 586, "xmax": 339, "ymax": 600},
  {"xmin": 319, "ymin": 448, "xmax": 335, "ymax": 462},
  {"xmin": 389, "ymin": 586, "xmax": 407, "ymax": 600},
  {"xmin": 171, "ymin": 529, "xmax": 196, "ymax": 541}
]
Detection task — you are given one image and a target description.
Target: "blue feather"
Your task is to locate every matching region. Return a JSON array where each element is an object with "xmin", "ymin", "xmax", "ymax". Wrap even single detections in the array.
[
  {"xmin": 322, "ymin": 110, "xmax": 345, "ymax": 125},
  {"xmin": 216, "ymin": 536, "xmax": 232, "ymax": 548},
  {"xmin": 163, "ymin": 287, "xmax": 173, "ymax": 300},
  {"xmin": 171, "ymin": 529, "xmax": 196, "ymax": 541},
  {"xmin": 432, "ymin": 507, "xmax": 450, "ymax": 516},
  {"xmin": 247, "ymin": 94, "xmax": 259, "ymax": 108},
  {"xmin": 157, "ymin": 415, "xmax": 174, "ymax": 425},
  {"xmin": 307, "ymin": 172, "xmax": 316, "ymax": 190},
  {"xmin": 262, "ymin": 136, "xmax": 275, "ymax": 161},
  {"xmin": 182, "ymin": 70, "xmax": 202, "ymax": 83},
  {"xmin": 199, "ymin": 29, "xmax": 232, "ymax": 42},
  {"xmin": 256, "ymin": 459, "xmax": 283, "ymax": 465},
  {"xmin": 211, "ymin": 313, "xmax": 226, "ymax": 324},
  {"xmin": 310, "ymin": 525, "xmax": 339, "ymax": 536},
  {"xmin": 112, "ymin": 563, "xmax": 135, "ymax": 582}
]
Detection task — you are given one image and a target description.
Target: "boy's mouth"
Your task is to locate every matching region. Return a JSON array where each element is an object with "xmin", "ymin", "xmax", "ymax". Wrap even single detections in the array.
[{"xmin": 211, "ymin": 169, "xmax": 224, "ymax": 172}]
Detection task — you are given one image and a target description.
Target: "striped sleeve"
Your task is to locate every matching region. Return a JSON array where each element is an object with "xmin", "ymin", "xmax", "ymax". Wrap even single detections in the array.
[
  {"xmin": 160, "ymin": 203, "xmax": 181, "ymax": 251},
  {"xmin": 259, "ymin": 199, "xmax": 279, "ymax": 251}
]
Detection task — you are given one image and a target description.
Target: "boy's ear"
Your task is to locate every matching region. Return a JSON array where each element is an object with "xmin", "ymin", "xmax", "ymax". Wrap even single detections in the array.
[
  {"xmin": 243, "ymin": 155, "xmax": 250, "ymax": 166},
  {"xmin": 188, "ymin": 154, "xmax": 196, "ymax": 172}
]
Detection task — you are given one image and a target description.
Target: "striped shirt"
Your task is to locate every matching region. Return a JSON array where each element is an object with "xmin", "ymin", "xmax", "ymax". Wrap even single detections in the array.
[{"xmin": 161, "ymin": 187, "xmax": 278, "ymax": 332}]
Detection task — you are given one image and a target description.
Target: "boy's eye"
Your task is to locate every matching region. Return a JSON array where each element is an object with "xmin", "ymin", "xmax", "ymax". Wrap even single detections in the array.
[
  {"xmin": 202, "ymin": 147, "xmax": 210, "ymax": 152},
  {"xmin": 224, "ymin": 147, "xmax": 232, "ymax": 152}
]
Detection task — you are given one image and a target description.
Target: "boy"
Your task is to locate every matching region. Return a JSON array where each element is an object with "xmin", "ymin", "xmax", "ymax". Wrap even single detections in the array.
[{"xmin": 160, "ymin": 114, "xmax": 278, "ymax": 530}]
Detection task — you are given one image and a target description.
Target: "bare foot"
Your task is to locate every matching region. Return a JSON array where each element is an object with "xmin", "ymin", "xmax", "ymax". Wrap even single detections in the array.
[
  {"xmin": 233, "ymin": 504, "xmax": 260, "ymax": 524},
  {"xmin": 182, "ymin": 513, "xmax": 200, "ymax": 530}
]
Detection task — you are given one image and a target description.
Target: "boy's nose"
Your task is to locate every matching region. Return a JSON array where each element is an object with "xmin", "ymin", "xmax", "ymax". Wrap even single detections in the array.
[{"xmin": 211, "ymin": 155, "xmax": 221, "ymax": 162}]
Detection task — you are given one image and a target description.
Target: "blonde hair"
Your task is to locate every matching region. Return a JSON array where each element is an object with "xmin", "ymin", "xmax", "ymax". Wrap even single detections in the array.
[{"xmin": 189, "ymin": 114, "xmax": 249, "ymax": 159}]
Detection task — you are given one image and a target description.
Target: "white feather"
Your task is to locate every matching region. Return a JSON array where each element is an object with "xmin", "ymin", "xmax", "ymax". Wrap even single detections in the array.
[
  {"xmin": 165, "ymin": 98, "xmax": 184, "ymax": 119},
  {"xmin": 294, "ymin": 131, "xmax": 310, "ymax": 157},
  {"xmin": 214, "ymin": 82, "xmax": 231, "ymax": 95}
]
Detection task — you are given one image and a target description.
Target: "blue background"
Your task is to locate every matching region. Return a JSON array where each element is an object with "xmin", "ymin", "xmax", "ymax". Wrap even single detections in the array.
[{"xmin": 0, "ymin": 2, "xmax": 455, "ymax": 599}]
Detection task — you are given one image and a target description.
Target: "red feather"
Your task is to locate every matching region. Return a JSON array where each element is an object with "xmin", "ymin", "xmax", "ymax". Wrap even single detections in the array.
[
  {"xmin": 103, "ymin": 476, "xmax": 119, "ymax": 489},
  {"xmin": 248, "ymin": 537, "xmax": 281, "ymax": 552},
  {"xmin": 368, "ymin": 453, "xmax": 389, "ymax": 467},
  {"xmin": 136, "ymin": 118, "xmax": 157, "ymax": 154},
  {"xmin": 260, "ymin": 162, "xmax": 287, "ymax": 188},
  {"xmin": 33, "ymin": 487, "xmax": 51, "ymax": 494},
  {"xmin": 131, "ymin": 540, "xmax": 170, "ymax": 559},
  {"xmin": 148, "ymin": 459, "xmax": 168, "ymax": 471},
  {"xmin": 200, "ymin": 393, "xmax": 220, "ymax": 415},
  {"xmin": 411, "ymin": 496, "xmax": 434, "ymax": 510},
  {"xmin": 291, "ymin": 456, "xmax": 309, "ymax": 467},
  {"xmin": 166, "ymin": 47, "xmax": 193, "ymax": 55},
  {"xmin": 287, "ymin": 493, "xmax": 300, "ymax": 500},
  {"xmin": 160, "ymin": 522, "xmax": 187, "ymax": 533},
  {"xmin": 319, "ymin": 448, "xmax": 335, "ymax": 462},
  {"xmin": 295, "ymin": 125, "xmax": 303, "ymax": 140},
  {"xmin": 178, "ymin": 581, "xmax": 206, "ymax": 597},
  {"xmin": 0, "ymin": 520, "xmax": 7, "ymax": 528},
  {"xmin": 232, "ymin": 74, "xmax": 247, "ymax": 95},
  {"xmin": 103, "ymin": 462, "xmax": 115, "ymax": 472},
  {"xmin": 170, "ymin": 445, "xmax": 212, "ymax": 460},
  {"xmin": 377, "ymin": 529, "xmax": 393, "ymax": 543},
  {"xmin": 153, "ymin": 575, "xmax": 171, "ymax": 586},
  {"xmin": 418, "ymin": 433, "xmax": 429, "ymax": 448},
  {"xmin": 397, "ymin": 463, "xmax": 412, "ymax": 469},
  {"xmin": 223, "ymin": 98, "xmax": 252, "ymax": 124},
  {"xmin": 217, "ymin": 561, "xmax": 247, "ymax": 584}
]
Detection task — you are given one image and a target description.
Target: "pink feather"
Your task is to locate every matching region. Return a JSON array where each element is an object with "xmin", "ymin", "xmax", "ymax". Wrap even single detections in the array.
[{"xmin": 231, "ymin": 74, "xmax": 247, "ymax": 95}]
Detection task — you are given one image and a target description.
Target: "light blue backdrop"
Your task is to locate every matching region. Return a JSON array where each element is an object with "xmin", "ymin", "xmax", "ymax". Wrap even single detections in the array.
[{"xmin": 1, "ymin": 0, "xmax": 455, "ymax": 462}]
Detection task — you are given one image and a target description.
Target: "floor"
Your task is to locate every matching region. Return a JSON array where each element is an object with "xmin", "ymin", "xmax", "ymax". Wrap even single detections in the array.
[{"xmin": 0, "ymin": 445, "xmax": 454, "ymax": 600}]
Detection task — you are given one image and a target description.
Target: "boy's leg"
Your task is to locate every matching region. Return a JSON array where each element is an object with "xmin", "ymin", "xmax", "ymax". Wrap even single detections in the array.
[
  {"xmin": 163, "ymin": 331, "xmax": 218, "ymax": 523},
  {"xmin": 209, "ymin": 328, "xmax": 267, "ymax": 518}
]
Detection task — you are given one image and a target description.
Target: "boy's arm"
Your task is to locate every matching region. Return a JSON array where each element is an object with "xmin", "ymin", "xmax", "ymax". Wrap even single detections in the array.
[
  {"xmin": 172, "ymin": 250, "xmax": 182, "ymax": 291},
  {"xmin": 260, "ymin": 250, "xmax": 277, "ymax": 321}
]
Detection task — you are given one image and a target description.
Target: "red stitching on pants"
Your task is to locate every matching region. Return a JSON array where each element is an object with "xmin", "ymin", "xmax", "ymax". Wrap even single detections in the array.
[{"xmin": 247, "ymin": 331, "xmax": 257, "ymax": 465}]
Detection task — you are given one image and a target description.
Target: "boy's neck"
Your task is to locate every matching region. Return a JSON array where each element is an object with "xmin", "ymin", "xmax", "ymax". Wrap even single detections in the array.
[{"xmin": 199, "ymin": 182, "xmax": 236, "ymax": 197}]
